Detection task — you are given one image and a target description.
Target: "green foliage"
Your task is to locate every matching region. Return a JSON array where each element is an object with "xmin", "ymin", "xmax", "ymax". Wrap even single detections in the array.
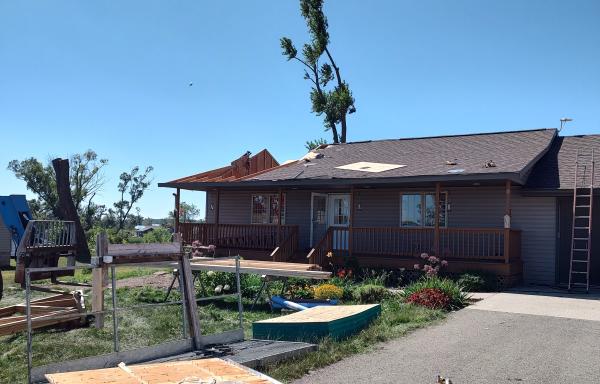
[
  {"xmin": 313, "ymin": 283, "xmax": 343, "ymax": 300},
  {"xmin": 114, "ymin": 165, "xmax": 154, "ymax": 232},
  {"xmin": 456, "ymin": 271, "xmax": 498, "ymax": 292},
  {"xmin": 328, "ymin": 276, "xmax": 356, "ymax": 300},
  {"xmin": 142, "ymin": 228, "xmax": 172, "ymax": 243},
  {"xmin": 7, "ymin": 150, "xmax": 108, "ymax": 228},
  {"xmin": 402, "ymin": 277, "xmax": 470, "ymax": 311},
  {"xmin": 280, "ymin": 0, "xmax": 356, "ymax": 144},
  {"xmin": 353, "ymin": 284, "xmax": 389, "ymax": 304},
  {"xmin": 305, "ymin": 138, "xmax": 328, "ymax": 150}
]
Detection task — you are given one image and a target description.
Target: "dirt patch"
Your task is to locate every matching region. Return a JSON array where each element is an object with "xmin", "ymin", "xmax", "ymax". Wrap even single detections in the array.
[{"xmin": 117, "ymin": 271, "xmax": 179, "ymax": 289}]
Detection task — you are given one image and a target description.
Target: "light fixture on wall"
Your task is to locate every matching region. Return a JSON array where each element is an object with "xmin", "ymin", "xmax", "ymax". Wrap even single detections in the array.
[{"xmin": 210, "ymin": 204, "xmax": 215, "ymax": 211}]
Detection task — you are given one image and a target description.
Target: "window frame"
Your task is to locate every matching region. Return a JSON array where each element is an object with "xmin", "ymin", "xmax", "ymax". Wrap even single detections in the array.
[
  {"xmin": 399, "ymin": 192, "xmax": 448, "ymax": 228},
  {"xmin": 250, "ymin": 193, "xmax": 286, "ymax": 225}
]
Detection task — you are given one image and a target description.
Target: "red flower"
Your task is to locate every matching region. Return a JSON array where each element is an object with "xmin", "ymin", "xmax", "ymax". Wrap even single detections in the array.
[{"xmin": 407, "ymin": 288, "xmax": 450, "ymax": 309}]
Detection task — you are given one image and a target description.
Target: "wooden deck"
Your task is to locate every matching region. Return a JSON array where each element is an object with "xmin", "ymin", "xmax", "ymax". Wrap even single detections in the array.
[
  {"xmin": 188, "ymin": 257, "xmax": 331, "ymax": 279},
  {"xmin": 45, "ymin": 358, "xmax": 281, "ymax": 384}
]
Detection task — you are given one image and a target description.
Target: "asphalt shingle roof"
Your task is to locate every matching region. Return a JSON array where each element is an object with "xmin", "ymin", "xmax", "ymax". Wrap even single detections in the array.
[
  {"xmin": 526, "ymin": 134, "xmax": 600, "ymax": 190},
  {"xmin": 246, "ymin": 129, "xmax": 557, "ymax": 184}
]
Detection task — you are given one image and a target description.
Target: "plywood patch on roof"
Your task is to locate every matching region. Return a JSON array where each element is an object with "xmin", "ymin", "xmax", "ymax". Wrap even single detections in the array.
[{"xmin": 336, "ymin": 161, "xmax": 405, "ymax": 173}]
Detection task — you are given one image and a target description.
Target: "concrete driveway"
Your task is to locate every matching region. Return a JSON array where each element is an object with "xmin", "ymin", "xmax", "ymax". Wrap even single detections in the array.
[{"xmin": 293, "ymin": 289, "xmax": 600, "ymax": 384}]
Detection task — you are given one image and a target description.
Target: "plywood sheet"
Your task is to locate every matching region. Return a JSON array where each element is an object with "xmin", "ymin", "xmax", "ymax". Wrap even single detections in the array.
[
  {"xmin": 255, "ymin": 304, "xmax": 379, "ymax": 323},
  {"xmin": 46, "ymin": 358, "xmax": 279, "ymax": 384}
]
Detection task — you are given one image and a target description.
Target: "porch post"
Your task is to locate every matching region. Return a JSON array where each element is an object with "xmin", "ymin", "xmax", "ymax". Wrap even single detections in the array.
[
  {"xmin": 215, "ymin": 188, "xmax": 220, "ymax": 244},
  {"xmin": 349, "ymin": 187, "xmax": 355, "ymax": 257},
  {"xmin": 504, "ymin": 180, "xmax": 512, "ymax": 264},
  {"xmin": 434, "ymin": 182, "xmax": 441, "ymax": 256},
  {"xmin": 277, "ymin": 188, "xmax": 283, "ymax": 243},
  {"xmin": 174, "ymin": 188, "xmax": 180, "ymax": 234}
]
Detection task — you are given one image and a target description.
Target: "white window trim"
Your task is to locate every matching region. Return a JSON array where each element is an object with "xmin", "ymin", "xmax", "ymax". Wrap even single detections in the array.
[
  {"xmin": 399, "ymin": 192, "xmax": 448, "ymax": 228},
  {"xmin": 250, "ymin": 193, "xmax": 286, "ymax": 225}
]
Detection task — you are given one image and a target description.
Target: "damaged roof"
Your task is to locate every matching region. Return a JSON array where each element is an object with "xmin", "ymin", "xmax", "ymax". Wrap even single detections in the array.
[
  {"xmin": 526, "ymin": 134, "xmax": 600, "ymax": 190},
  {"xmin": 160, "ymin": 129, "xmax": 558, "ymax": 189}
]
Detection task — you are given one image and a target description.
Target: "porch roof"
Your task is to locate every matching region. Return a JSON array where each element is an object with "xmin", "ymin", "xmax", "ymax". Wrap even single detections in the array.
[{"xmin": 159, "ymin": 129, "xmax": 557, "ymax": 190}]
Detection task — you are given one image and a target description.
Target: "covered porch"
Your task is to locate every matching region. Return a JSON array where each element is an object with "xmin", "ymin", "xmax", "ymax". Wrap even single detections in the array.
[{"xmin": 173, "ymin": 180, "xmax": 522, "ymax": 285}]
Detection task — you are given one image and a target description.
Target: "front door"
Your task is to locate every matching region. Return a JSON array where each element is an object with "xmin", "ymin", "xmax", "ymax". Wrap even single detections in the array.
[
  {"xmin": 310, "ymin": 193, "xmax": 328, "ymax": 247},
  {"xmin": 328, "ymin": 194, "xmax": 350, "ymax": 251}
]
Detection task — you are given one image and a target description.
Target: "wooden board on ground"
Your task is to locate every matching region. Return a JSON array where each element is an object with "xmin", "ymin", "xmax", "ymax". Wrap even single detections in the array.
[
  {"xmin": 0, "ymin": 292, "xmax": 85, "ymax": 336},
  {"xmin": 45, "ymin": 358, "xmax": 281, "ymax": 384},
  {"xmin": 253, "ymin": 304, "xmax": 381, "ymax": 343},
  {"xmin": 188, "ymin": 257, "xmax": 331, "ymax": 280}
]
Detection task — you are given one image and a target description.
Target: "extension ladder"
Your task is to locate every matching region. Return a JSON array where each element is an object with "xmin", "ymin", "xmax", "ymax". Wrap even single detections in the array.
[{"xmin": 568, "ymin": 149, "xmax": 595, "ymax": 292}]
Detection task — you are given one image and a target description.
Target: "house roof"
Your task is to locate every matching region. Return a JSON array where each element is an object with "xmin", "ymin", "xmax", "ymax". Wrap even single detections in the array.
[
  {"xmin": 525, "ymin": 134, "xmax": 600, "ymax": 191},
  {"xmin": 160, "ymin": 129, "xmax": 558, "ymax": 190},
  {"xmin": 163, "ymin": 149, "xmax": 279, "ymax": 184}
]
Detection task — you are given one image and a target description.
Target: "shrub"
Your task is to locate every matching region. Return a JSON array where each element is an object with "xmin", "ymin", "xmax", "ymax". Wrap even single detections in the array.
[
  {"xmin": 402, "ymin": 277, "xmax": 469, "ymax": 310},
  {"xmin": 456, "ymin": 271, "xmax": 497, "ymax": 292},
  {"xmin": 353, "ymin": 284, "xmax": 389, "ymax": 303},
  {"xmin": 142, "ymin": 227, "xmax": 172, "ymax": 243},
  {"xmin": 328, "ymin": 277, "xmax": 356, "ymax": 300},
  {"xmin": 406, "ymin": 288, "xmax": 450, "ymax": 309},
  {"xmin": 313, "ymin": 284, "xmax": 344, "ymax": 300},
  {"xmin": 413, "ymin": 253, "xmax": 448, "ymax": 277}
]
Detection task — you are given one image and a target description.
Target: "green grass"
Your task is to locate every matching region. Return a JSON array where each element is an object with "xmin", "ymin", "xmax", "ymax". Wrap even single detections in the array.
[
  {"xmin": 1, "ymin": 265, "xmax": 446, "ymax": 384},
  {"xmin": 263, "ymin": 300, "xmax": 445, "ymax": 382}
]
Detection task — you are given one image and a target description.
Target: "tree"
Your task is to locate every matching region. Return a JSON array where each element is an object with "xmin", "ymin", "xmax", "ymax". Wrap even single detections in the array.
[
  {"xmin": 305, "ymin": 138, "xmax": 328, "ymax": 151},
  {"xmin": 114, "ymin": 166, "xmax": 154, "ymax": 232},
  {"xmin": 7, "ymin": 150, "xmax": 108, "ymax": 229},
  {"xmin": 281, "ymin": 0, "xmax": 356, "ymax": 144},
  {"xmin": 169, "ymin": 202, "xmax": 201, "ymax": 223}
]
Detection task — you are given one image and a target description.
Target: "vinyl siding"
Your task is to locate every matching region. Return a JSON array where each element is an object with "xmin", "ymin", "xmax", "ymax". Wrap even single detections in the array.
[{"xmin": 0, "ymin": 215, "xmax": 12, "ymax": 267}]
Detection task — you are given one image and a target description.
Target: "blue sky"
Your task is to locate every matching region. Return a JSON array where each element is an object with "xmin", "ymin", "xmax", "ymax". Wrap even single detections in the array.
[{"xmin": 1, "ymin": 0, "xmax": 599, "ymax": 219}]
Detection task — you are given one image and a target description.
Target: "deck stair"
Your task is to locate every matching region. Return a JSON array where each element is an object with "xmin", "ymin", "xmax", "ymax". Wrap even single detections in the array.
[{"xmin": 568, "ymin": 149, "xmax": 595, "ymax": 292}]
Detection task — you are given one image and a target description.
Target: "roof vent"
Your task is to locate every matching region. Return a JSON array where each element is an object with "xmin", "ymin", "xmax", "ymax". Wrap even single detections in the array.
[
  {"xmin": 447, "ymin": 169, "xmax": 465, "ymax": 174},
  {"xmin": 336, "ymin": 162, "xmax": 406, "ymax": 173}
]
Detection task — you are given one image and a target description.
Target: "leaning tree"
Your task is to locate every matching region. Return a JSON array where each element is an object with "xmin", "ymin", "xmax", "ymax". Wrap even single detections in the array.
[{"xmin": 281, "ymin": 0, "xmax": 356, "ymax": 145}]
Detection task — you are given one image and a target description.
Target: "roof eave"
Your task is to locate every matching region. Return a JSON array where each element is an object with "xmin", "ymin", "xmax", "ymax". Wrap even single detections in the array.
[{"xmin": 158, "ymin": 172, "xmax": 524, "ymax": 191}]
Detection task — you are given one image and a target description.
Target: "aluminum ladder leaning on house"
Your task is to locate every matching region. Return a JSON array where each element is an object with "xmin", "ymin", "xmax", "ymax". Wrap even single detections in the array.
[{"xmin": 568, "ymin": 149, "xmax": 595, "ymax": 292}]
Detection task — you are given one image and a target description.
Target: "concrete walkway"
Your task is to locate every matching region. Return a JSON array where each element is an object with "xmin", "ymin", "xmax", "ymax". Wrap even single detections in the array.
[{"xmin": 293, "ymin": 290, "xmax": 600, "ymax": 384}]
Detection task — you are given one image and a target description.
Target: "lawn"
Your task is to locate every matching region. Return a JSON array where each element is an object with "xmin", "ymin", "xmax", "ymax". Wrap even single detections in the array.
[{"xmin": 0, "ymin": 265, "xmax": 447, "ymax": 384}]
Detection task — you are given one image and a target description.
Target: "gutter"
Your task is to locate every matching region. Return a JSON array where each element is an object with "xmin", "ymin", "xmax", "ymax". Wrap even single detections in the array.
[{"xmin": 158, "ymin": 172, "xmax": 524, "ymax": 191}]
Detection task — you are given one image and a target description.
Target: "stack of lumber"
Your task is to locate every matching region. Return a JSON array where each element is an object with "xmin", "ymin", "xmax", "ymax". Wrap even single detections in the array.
[
  {"xmin": 0, "ymin": 292, "xmax": 85, "ymax": 336},
  {"xmin": 253, "ymin": 304, "xmax": 381, "ymax": 343},
  {"xmin": 45, "ymin": 358, "xmax": 281, "ymax": 384}
]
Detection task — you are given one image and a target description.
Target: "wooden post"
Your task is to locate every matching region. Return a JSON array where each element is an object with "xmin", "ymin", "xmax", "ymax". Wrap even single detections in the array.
[
  {"xmin": 504, "ymin": 180, "xmax": 512, "ymax": 264},
  {"xmin": 434, "ymin": 182, "xmax": 441, "ymax": 256},
  {"xmin": 180, "ymin": 253, "xmax": 202, "ymax": 349},
  {"xmin": 214, "ymin": 188, "xmax": 220, "ymax": 244},
  {"xmin": 174, "ymin": 188, "xmax": 181, "ymax": 234},
  {"xmin": 277, "ymin": 188, "xmax": 283, "ymax": 243},
  {"xmin": 92, "ymin": 232, "xmax": 109, "ymax": 328},
  {"xmin": 349, "ymin": 187, "xmax": 355, "ymax": 257}
]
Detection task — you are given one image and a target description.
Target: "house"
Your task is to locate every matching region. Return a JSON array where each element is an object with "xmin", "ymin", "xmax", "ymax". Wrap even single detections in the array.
[
  {"xmin": 0, "ymin": 215, "xmax": 12, "ymax": 268},
  {"xmin": 159, "ymin": 129, "xmax": 600, "ymax": 287}
]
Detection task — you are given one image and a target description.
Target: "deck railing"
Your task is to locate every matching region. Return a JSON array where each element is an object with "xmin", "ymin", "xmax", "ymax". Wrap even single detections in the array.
[
  {"xmin": 179, "ymin": 222, "xmax": 298, "ymax": 251},
  {"xmin": 309, "ymin": 226, "xmax": 521, "ymax": 267},
  {"xmin": 270, "ymin": 226, "xmax": 299, "ymax": 262}
]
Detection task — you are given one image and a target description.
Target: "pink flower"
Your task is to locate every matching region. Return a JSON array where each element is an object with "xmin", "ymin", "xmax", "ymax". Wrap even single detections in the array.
[
  {"xmin": 420, "ymin": 253, "xmax": 429, "ymax": 260},
  {"xmin": 414, "ymin": 264, "xmax": 420, "ymax": 270},
  {"xmin": 441, "ymin": 260, "xmax": 448, "ymax": 267},
  {"xmin": 428, "ymin": 256, "xmax": 438, "ymax": 263}
]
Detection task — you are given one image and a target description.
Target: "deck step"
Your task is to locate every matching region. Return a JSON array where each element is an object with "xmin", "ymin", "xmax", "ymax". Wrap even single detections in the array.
[{"xmin": 571, "ymin": 260, "xmax": 589, "ymax": 263}]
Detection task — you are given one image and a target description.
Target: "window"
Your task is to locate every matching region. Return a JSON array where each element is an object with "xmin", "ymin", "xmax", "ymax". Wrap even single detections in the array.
[
  {"xmin": 401, "ymin": 192, "xmax": 447, "ymax": 227},
  {"xmin": 251, "ymin": 194, "xmax": 286, "ymax": 224},
  {"xmin": 331, "ymin": 197, "xmax": 349, "ymax": 225}
]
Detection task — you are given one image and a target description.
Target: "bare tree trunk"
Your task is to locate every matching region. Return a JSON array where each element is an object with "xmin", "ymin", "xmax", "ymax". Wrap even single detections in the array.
[{"xmin": 52, "ymin": 158, "xmax": 91, "ymax": 263}]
